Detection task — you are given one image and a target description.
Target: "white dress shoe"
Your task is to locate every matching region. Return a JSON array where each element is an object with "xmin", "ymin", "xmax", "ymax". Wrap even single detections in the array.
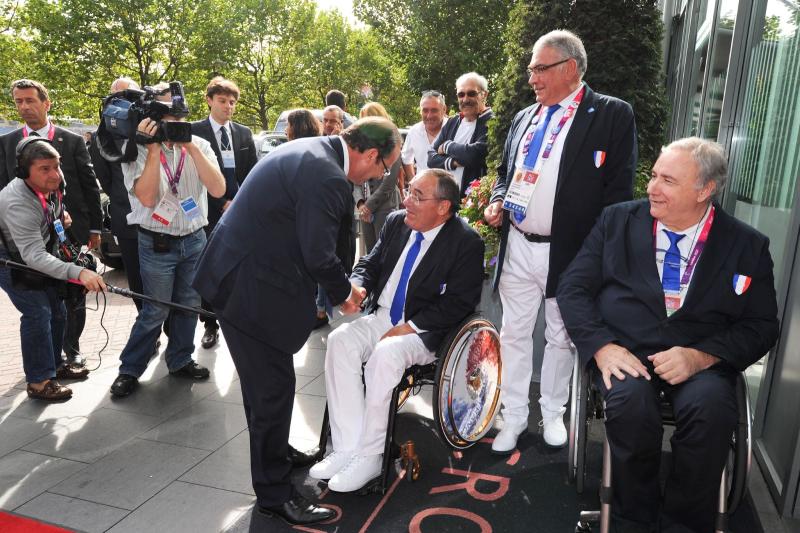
[
  {"xmin": 491, "ymin": 421, "xmax": 528, "ymax": 454},
  {"xmin": 309, "ymin": 451, "xmax": 353, "ymax": 480},
  {"xmin": 541, "ymin": 414, "xmax": 568, "ymax": 448},
  {"xmin": 327, "ymin": 454, "xmax": 382, "ymax": 492}
]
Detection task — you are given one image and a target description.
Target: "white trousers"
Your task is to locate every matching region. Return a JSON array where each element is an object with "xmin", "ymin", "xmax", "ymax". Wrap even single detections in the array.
[
  {"xmin": 325, "ymin": 308, "xmax": 435, "ymax": 456},
  {"xmin": 498, "ymin": 229, "xmax": 576, "ymax": 425}
]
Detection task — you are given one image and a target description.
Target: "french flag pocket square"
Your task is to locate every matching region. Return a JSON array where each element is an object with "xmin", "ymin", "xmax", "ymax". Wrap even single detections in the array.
[{"xmin": 733, "ymin": 274, "xmax": 751, "ymax": 295}]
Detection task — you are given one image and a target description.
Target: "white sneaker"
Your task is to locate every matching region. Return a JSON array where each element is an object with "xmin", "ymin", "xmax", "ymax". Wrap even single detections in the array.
[
  {"xmin": 541, "ymin": 414, "xmax": 567, "ymax": 448},
  {"xmin": 491, "ymin": 421, "xmax": 528, "ymax": 455},
  {"xmin": 327, "ymin": 454, "xmax": 382, "ymax": 492},
  {"xmin": 309, "ymin": 451, "xmax": 353, "ymax": 480}
]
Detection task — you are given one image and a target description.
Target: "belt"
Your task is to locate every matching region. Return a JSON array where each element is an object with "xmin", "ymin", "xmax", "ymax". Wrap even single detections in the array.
[
  {"xmin": 512, "ymin": 223, "xmax": 551, "ymax": 243},
  {"xmin": 138, "ymin": 227, "xmax": 198, "ymax": 240}
]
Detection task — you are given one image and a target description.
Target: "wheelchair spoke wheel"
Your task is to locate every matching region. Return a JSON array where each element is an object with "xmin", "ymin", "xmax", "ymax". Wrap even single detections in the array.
[
  {"xmin": 433, "ymin": 314, "xmax": 501, "ymax": 449},
  {"xmin": 726, "ymin": 374, "xmax": 751, "ymax": 513}
]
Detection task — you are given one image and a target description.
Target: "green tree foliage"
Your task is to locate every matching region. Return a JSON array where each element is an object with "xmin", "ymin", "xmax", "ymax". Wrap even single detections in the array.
[{"xmin": 354, "ymin": 0, "xmax": 513, "ymax": 107}]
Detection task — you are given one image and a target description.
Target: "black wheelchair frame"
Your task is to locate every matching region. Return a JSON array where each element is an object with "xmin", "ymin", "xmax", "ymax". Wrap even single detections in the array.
[
  {"xmin": 317, "ymin": 313, "xmax": 502, "ymax": 494},
  {"xmin": 567, "ymin": 355, "xmax": 752, "ymax": 533}
]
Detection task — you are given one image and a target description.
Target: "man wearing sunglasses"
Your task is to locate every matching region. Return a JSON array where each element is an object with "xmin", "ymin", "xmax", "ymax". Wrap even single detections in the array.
[
  {"xmin": 483, "ymin": 30, "xmax": 637, "ymax": 454},
  {"xmin": 428, "ymin": 72, "xmax": 493, "ymax": 197}
]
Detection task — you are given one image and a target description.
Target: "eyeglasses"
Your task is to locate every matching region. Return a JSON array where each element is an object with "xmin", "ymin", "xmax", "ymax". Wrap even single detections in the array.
[
  {"xmin": 422, "ymin": 90, "xmax": 442, "ymax": 97},
  {"xmin": 526, "ymin": 58, "xmax": 570, "ymax": 77},
  {"xmin": 380, "ymin": 158, "xmax": 391, "ymax": 178},
  {"xmin": 456, "ymin": 90, "xmax": 481, "ymax": 98},
  {"xmin": 407, "ymin": 192, "xmax": 443, "ymax": 205}
]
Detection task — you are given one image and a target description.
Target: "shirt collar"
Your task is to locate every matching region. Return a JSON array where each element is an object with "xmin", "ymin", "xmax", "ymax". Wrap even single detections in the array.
[
  {"xmin": 556, "ymin": 83, "xmax": 585, "ymax": 109},
  {"xmin": 337, "ymin": 136, "xmax": 349, "ymax": 175},
  {"xmin": 209, "ymin": 116, "xmax": 229, "ymax": 133},
  {"xmin": 418, "ymin": 220, "xmax": 446, "ymax": 242},
  {"xmin": 25, "ymin": 122, "xmax": 51, "ymax": 137},
  {"xmin": 656, "ymin": 203, "xmax": 712, "ymax": 240}
]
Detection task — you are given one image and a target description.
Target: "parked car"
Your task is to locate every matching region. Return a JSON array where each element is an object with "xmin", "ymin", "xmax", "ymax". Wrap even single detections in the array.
[
  {"xmin": 253, "ymin": 131, "xmax": 288, "ymax": 160},
  {"xmin": 94, "ymin": 192, "xmax": 124, "ymax": 270}
]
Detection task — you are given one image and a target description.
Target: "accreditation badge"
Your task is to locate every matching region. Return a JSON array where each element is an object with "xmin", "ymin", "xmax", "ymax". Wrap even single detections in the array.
[
  {"xmin": 664, "ymin": 289, "xmax": 682, "ymax": 317},
  {"xmin": 221, "ymin": 149, "xmax": 235, "ymax": 169},
  {"xmin": 180, "ymin": 195, "xmax": 203, "ymax": 221},
  {"xmin": 502, "ymin": 163, "xmax": 539, "ymax": 218},
  {"xmin": 151, "ymin": 194, "xmax": 180, "ymax": 226}
]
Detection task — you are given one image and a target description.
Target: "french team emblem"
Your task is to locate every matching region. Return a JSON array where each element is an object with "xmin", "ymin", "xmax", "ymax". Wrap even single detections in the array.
[
  {"xmin": 733, "ymin": 274, "xmax": 751, "ymax": 295},
  {"xmin": 593, "ymin": 150, "xmax": 606, "ymax": 168}
]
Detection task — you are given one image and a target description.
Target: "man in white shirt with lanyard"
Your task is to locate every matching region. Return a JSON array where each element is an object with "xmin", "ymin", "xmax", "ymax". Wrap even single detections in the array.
[
  {"xmin": 110, "ymin": 83, "xmax": 225, "ymax": 397},
  {"xmin": 484, "ymin": 30, "xmax": 637, "ymax": 453},
  {"xmin": 401, "ymin": 90, "xmax": 448, "ymax": 180},
  {"xmin": 556, "ymin": 137, "xmax": 779, "ymax": 532}
]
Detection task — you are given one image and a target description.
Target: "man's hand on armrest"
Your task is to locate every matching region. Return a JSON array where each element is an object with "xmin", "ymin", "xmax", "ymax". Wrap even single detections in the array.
[
  {"xmin": 648, "ymin": 347, "xmax": 719, "ymax": 385},
  {"xmin": 594, "ymin": 343, "xmax": 651, "ymax": 390}
]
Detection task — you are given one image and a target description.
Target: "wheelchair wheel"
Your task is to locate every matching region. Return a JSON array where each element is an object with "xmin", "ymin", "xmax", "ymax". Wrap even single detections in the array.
[
  {"xmin": 568, "ymin": 356, "xmax": 590, "ymax": 492},
  {"xmin": 726, "ymin": 373, "xmax": 751, "ymax": 513},
  {"xmin": 432, "ymin": 314, "xmax": 501, "ymax": 449}
]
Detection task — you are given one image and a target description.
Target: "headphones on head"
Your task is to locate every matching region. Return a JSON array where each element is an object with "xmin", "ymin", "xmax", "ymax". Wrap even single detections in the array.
[{"xmin": 15, "ymin": 136, "xmax": 54, "ymax": 180}]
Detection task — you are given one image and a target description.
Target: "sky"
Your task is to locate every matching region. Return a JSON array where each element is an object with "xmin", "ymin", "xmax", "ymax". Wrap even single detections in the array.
[{"xmin": 314, "ymin": 0, "xmax": 360, "ymax": 26}]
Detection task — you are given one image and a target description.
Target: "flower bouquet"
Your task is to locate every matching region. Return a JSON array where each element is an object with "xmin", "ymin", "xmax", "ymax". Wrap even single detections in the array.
[{"xmin": 459, "ymin": 173, "xmax": 501, "ymax": 278}]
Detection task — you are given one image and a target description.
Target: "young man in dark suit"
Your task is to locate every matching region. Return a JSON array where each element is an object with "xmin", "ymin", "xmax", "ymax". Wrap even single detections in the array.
[
  {"xmin": 310, "ymin": 169, "xmax": 484, "ymax": 492},
  {"xmin": 192, "ymin": 117, "xmax": 403, "ymax": 526},
  {"xmin": 483, "ymin": 30, "xmax": 637, "ymax": 452},
  {"xmin": 0, "ymin": 79, "xmax": 103, "ymax": 368},
  {"xmin": 190, "ymin": 77, "xmax": 257, "ymax": 349},
  {"xmin": 557, "ymin": 137, "xmax": 779, "ymax": 532}
]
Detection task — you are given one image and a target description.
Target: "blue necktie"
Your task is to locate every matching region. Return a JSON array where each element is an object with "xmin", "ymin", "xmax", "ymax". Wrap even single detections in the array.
[
  {"xmin": 662, "ymin": 230, "xmax": 685, "ymax": 292},
  {"xmin": 390, "ymin": 231, "xmax": 424, "ymax": 325},
  {"xmin": 514, "ymin": 104, "xmax": 560, "ymax": 223}
]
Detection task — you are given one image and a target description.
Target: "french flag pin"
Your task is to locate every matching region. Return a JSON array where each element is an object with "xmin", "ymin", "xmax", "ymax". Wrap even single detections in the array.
[
  {"xmin": 593, "ymin": 150, "xmax": 606, "ymax": 168},
  {"xmin": 733, "ymin": 274, "xmax": 751, "ymax": 295}
]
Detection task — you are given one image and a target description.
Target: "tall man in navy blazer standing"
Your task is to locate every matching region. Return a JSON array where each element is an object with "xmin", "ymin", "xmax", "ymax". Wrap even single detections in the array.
[
  {"xmin": 483, "ymin": 30, "xmax": 637, "ymax": 453},
  {"xmin": 557, "ymin": 137, "xmax": 779, "ymax": 532},
  {"xmin": 193, "ymin": 117, "xmax": 403, "ymax": 526},
  {"xmin": 190, "ymin": 76, "xmax": 257, "ymax": 349}
]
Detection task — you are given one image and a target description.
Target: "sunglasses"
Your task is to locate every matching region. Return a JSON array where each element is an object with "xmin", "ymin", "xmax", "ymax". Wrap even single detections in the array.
[{"xmin": 457, "ymin": 90, "xmax": 481, "ymax": 98}]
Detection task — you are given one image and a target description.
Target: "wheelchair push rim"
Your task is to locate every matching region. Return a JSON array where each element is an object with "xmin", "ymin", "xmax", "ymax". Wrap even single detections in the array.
[{"xmin": 433, "ymin": 314, "xmax": 502, "ymax": 449}]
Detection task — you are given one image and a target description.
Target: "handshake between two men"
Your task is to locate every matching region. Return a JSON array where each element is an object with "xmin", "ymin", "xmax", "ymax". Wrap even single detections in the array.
[{"xmin": 340, "ymin": 283, "xmax": 417, "ymax": 340}]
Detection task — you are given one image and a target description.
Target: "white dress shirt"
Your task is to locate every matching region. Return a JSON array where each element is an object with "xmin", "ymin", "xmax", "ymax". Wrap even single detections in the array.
[{"xmin": 401, "ymin": 119, "xmax": 446, "ymax": 173}]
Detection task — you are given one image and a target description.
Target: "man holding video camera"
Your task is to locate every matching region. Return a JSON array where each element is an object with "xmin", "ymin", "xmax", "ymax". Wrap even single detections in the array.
[
  {"xmin": 0, "ymin": 137, "xmax": 106, "ymax": 401},
  {"xmin": 110, "ymin": 82, "xmax": 225, "ymax": 398}
]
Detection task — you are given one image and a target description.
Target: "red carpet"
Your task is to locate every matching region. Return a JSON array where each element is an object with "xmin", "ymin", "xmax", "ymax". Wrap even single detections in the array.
[{"xmin": 0, "ymin": 511, "xmax": 73, "ymax": 532}]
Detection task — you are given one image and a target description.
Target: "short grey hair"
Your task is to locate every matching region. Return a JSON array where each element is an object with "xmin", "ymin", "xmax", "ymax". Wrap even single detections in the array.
[
  {"xmin": 420, "ymin": 90, "xmax": 446, "ymax": 109},
  {"xmin": 455, "ymin": 72, "xmax": 488, "ymax": 92},
  {"xmin": 663, "ymin": 137, "xmax": 728, "ymax": 197},
  {"xmin": 110, "ymin": 77, "xmax": 139, "ymax": 93},
  {"xmin": 533, "ymin": 30, "xmax": 587, "ymax": 78},
  {"xmin": 323, "ymin": 105, "xmax": 344, "ymax": 121},
  {"xmin": 419, "ymin": 168, "xmax": 460, "ymax": 215}
]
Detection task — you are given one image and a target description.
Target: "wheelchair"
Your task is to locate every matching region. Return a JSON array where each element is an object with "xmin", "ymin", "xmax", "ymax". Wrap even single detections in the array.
[
  {"xmin": 567, "ymin": 355, "xmax": 751, "ymax": 533},
  {"xmin": 317, "ymin": 313, "xmax": 502, "ymax": 494}
]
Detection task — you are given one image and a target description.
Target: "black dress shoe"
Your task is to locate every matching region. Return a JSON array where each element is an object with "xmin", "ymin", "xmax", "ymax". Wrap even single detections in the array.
[
  {"xmin": 110, "ymin": 374, "xmax": 138, "ymax": 397},
  {"xmin": 169, "ymin": 361, "xmax": 210, "ymax": 380},
  {"xmin": 201, "ymin": 326, "xmax": 219, "ymax": 349},
  {"xmin": 258, "ymin": 494, "xmax": 335, "ymax": 525},
  {"xmin": 288, "ymin": 445, "xmax": 320, "ymax": 468}
]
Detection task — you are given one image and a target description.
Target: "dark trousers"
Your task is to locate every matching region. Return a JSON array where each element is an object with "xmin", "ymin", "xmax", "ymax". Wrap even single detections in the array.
[
  {"xmin": 118, "ymin": 235, "xmax": 144, "ymax": 312},
  {"xmin": 199, "ymin": 298, "xmax": 217, "ymax": 330},
  {"xmin": 62, "ymin": 292, "xmax": 86, "ymax": 357},
  {"xmin": 220, "ymin": 318, "xmax": 295, "ymax": 507},
  {"xmin": 597, "ymin": 367, "xmax": 737, "ymax": 533}
]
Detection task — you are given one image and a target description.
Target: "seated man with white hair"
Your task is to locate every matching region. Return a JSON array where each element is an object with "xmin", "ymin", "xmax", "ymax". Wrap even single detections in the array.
[{"xmin": 557, "ymin": 137, "xmax": 779, "ymax": 532}]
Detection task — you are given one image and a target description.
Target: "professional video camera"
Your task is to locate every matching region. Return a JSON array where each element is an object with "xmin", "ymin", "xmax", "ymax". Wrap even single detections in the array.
[{"xmin": 95, "ymin": 81, "xmax": 193, "ymax": 163}]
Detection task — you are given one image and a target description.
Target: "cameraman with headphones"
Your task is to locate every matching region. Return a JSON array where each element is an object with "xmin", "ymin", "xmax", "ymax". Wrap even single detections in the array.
[{"xmin": 0, "ymin": 137, "xmax": 106, "ymax": 401}]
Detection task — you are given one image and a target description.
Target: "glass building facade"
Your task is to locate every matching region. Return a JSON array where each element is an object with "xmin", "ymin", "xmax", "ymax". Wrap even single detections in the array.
[{"xmin": 662, "ymin": 0, "xmax": 800, "ymax": 520}]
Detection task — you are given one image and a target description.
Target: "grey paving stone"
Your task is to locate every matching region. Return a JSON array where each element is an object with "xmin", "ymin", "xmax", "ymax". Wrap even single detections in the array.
[
  {"xmin": 204, "ymin": 379, "xmax": 244, "ymax": 405},
  {"xmin": 0, "ymin": 415, "xmax": 61, "ymax": 459},
  {"xmin": 14, "ymin": 491, "xmax": 129, "ymax": 533},
  {"xmin": 0, "ymin": 450, "xmax": 86, "ymax": 510},
  {"xmin": 50, "ymin": 438, "xmax": 208, "ymax": 510},
  {"xmin": 293, "ymin": 347, "xmax": 326, "ymax": 377},
  {"xmin": 7, "ymin": 381, "xmax": 113, "ymax": 421},
  {"xmin": 295, "ymin": 373, "xmax": 315, "ymax": 391},
  {"xmin": 22, "ymin": 407, "xmax": 162, "ymax": 463},
  {"xmin": 102, "ymin": 374, "xmax": 218, "ymax": 418},
  {"xmin": 290, "ymin": 394, "xmax": 327, "ymax": 442},
  {"xmin": 107, "ymin": 481, "xmax": 254, "ymax": 533},
  {"xmin": 298, "ymin": 374, "xmax": 326, "ymax": 397},
  {"xmin": 179, "ymin": 430, "xmax": 253, "ymax": 495},
  {"xmin": 139, "ymin": 399, "xmax": 247, "ymax": 451}
]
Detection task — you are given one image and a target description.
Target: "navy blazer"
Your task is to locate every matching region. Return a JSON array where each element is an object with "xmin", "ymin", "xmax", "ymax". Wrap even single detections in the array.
[
  {"xmin": 190, "ymin": 118, "xmax": 257, "ymax": 230},
  {"xmin": 490, "ymin": 85, "xmax": 637, "ymax": 298},
  {"xmin": 192, "ymin": 136, "xmax": 354, "ymax": 354},
  {"xmin": 0, "ymin": 126, "xmax": 102, "ymax": 245},
  {"xmin": 428, "ymin": 109, "xmax": 494, "ymax": 197},
  {"xmin": 557, "ymin": 200, "xmax": 780, "ymax": 371},
  {"xmin": 352, "ymin": 210, "xmax": 485, "ymax": 351}
]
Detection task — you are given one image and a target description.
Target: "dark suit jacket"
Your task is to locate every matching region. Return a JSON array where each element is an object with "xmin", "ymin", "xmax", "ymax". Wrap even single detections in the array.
[
  {"xmin": 89, "ymin": 133, "xmax": 136, "ymax": 239},
  {"xmin": 557, "ymin": 200, "xmax": 780, "ymax": 372},
  {"xmin": 352, "ymin": 210, "xmax": 485, "ymax": 351},
  {"xmin": 490, "ymin": 85, "xmax": 637, "ymax": 297},
  {"xmin": 190, "ymin": 118, "xmax": 257, "ymax": 230},
  {"xmin": 428, "ymin": 109, "xmax": 494, "ymax": 197},
  {"xmin": 0, "ymin": 126, "xmax": 102, "ymax": 244},
  {"xmin": 192, "ymin": 136, "xmax": 354, "ymax": 354}
]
